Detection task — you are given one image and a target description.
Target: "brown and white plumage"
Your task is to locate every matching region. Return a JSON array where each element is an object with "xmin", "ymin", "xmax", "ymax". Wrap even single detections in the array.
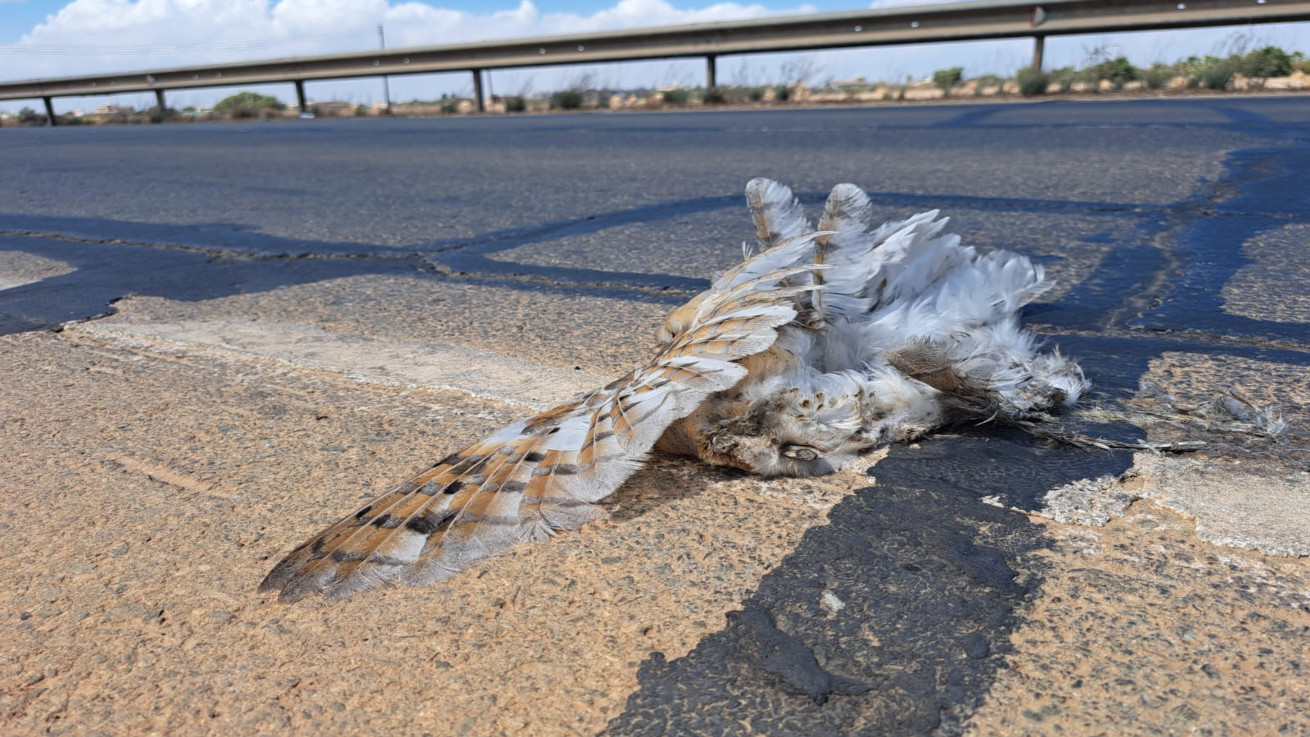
[
  {"xmin": 260, "ymin": 179, "xmax": 1087, "ymax": 602},
  {"xmin": 261, "ymin": 227, "xmax": 826, "ymax": 601},
  {"xmin": 667, "ymin": 179, "xmax": 1087, "ymax": 478}
]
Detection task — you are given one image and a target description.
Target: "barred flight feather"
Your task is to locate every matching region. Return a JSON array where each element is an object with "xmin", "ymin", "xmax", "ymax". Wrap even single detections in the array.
[{"xmin": 260, "ymin": 230, "xmax": 825, "ymax": 602}]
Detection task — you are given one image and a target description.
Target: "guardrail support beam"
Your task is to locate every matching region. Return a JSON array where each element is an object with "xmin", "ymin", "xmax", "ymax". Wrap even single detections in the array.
[
  {"xmin": 1032, "ymin": 34, "xmax": 1045, "ymax": 71},
  {"xmin": 154, "ymin": 89, "xmax": 166, "ymax": 122},
  {"xmin": 43, "ymin": 96, "xmax": 57, "ymax": 127},
  {"xmin": 472, "ymin": 69, "xmax": 485, "ymax": 112},
  {"xmin": 707, "ymin": 54, "xmax": 717, "ymax": 89},
  {"xmin": 7, "ymin": 1, "xmax": 1310, "ymax": 106},
  {"xmin": 295, "ymin": 80, "xmax": 307, "ymax": 114}
]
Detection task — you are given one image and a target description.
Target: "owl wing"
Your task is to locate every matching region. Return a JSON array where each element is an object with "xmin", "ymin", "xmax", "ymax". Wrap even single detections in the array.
[{"xmin": 260, "ymin": 235, "xmax": 824, "ymax": 602}]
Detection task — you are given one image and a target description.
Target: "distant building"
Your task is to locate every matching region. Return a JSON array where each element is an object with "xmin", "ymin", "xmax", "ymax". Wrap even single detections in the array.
[{"xmin": 309, "ymin": 101, "xmax": 356, "ymax": 116}]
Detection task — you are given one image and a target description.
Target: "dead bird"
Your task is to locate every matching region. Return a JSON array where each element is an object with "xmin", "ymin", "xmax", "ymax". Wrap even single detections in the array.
[{"xmin": 260, "ymin": 178, "xmax": 1087, "ymax": 602}]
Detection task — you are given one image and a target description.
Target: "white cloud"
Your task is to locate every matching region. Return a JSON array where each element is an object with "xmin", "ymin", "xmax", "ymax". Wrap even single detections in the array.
[
  {"xmin": 11, "ymin": 0, "xmax": 814, "ymax": 65},
  {"xmin": 867, "ymin": 0, "xmax": 938, "ymax": 7},
  {"xmin": 1, "ymin": 0, "xmax": 824, "ymax": 110}
]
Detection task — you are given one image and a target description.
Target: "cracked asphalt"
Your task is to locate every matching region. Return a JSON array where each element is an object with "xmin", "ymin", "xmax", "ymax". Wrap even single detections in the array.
[{"xmin": 1, "ymin": 98, "xmax": 1307, "ymax": 736}]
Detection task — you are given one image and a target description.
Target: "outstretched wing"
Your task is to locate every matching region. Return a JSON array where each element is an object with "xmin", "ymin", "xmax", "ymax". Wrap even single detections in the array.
[{"xmin": 260, "ymin": 235, "xmax": 823, "ymax": 602}]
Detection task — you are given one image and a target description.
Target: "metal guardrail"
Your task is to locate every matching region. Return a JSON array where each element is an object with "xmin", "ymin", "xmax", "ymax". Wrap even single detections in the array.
[{"xmin": 5, "ymin": 0, "xmax": 1310, "ymax": 122}]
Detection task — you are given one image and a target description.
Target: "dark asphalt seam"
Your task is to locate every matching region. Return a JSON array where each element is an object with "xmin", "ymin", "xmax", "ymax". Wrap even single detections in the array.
[
  {"xmin": 420, "ymin": 194, "xmax": 745, "ymax": 255},
  {"xmin": 416, "ymin": 192, "xmax": 1174, "ymax": 294},
  {"xmin": 1031, "ymin": 136, "xmax": 1306, "ymax": 342},
  {"xmin": 0, "ymin": 229, "xmax": 264, "ymax": 260},
  {"xmin": 1133, "ymin": 142, "xmax": 1310, "ymax": 345},
  {"xmin": 1028, "ymin": 324, "xmax": 1310, "ymax": 356},
  {"xmin": 1103, "ymin": 195, "xmax": 1224, "ymax": 332}
]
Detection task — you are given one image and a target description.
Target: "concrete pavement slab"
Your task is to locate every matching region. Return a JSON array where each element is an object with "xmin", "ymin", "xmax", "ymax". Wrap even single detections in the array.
[
  {"xmin": 0, "ymin": 250, "xmax": 75, "ymax": 290},
  {"xmin": 1223, "ymin": 223, "xmax": 1310, "ymax": 323},
  {"xmin": 965, "ymin": 501, "xmax": 1309, "ymax": 737},
  {"xmin": 68, "ymin": 317, "xmax": 607, "ymax": 411},
  {"xmin": 0, "ymin": 328, "xmax": 866, "ymax": 736},
  {"xmin": 99, "ymin": 276, "xmax": 674, "ymax": 376}
]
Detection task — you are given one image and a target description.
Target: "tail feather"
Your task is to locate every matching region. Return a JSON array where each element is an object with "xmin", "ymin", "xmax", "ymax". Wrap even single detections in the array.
[
  {"xmin": 745, "ymin": 178, "xmax": 811, "ymax": 252},
  {"xmin": 814, "ymin": 183, "xmax": 877, "ymax": 319}
]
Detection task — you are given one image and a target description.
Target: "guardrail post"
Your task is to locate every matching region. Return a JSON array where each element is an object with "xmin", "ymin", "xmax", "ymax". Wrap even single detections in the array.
[
  {"xmin": 154, "ymin": 89, "xmax": 166, "ymax": 122},
  {"xmin": 472, "ymin": 69, "xmax": 485, "ymax": 112},
  {"xmin": 43, "ymin": 96, "xmax": 57, "ymax": 127},
  {"xmin": 706, "ymin": 54, "xmax": 717, "ymax": 89},
  {"xmin": 295, "ymin": 80, "xmax": 308, "ymax": 115},
  {"xmin": 1032, "ymin": 35, "xmax": 1046, "ymax": 71}
]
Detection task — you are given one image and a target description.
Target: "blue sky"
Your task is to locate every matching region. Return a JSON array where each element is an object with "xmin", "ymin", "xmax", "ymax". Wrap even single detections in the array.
[
  {"xmin": 1, "ymin": 0, "xmax": 1307, "ymax": 114},
  {"xmin": 0, "ymin": 0, "xmax": 867, "ymax": 44},
  {"xmin": 0, "ymin": 1, "xmax": 53, "ymax": 44}
]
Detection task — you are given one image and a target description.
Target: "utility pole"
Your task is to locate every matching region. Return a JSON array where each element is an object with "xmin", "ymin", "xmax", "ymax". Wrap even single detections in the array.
[{"xmin": 378, "ymin": 25, "xmax": 392, "ymax": 115}]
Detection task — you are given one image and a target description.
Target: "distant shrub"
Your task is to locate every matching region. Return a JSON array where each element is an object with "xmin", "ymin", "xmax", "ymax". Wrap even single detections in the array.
[
  {"xmin": 214, "ymin": 91, "xmax": 285, "ymax": 119},
  {"xmin": 1047, "ymin": 66, "xmax": 1078, "ymax": 90},
  {"xmin": 1142, "ymin": 64, "xmax": 1173, "ymax": 90},
  {"xmin": 550, "ymin": 90, "xmax": 584, "ymax": 110},
  {"xmin": 747, "ymin": 87, "xmax": 765, "ymax": 102},
  {"xmin": 773, "ymin": 86, "xmax": 792, "ymax": 102},
  {"xmin": 700, "ymin": 86, "xmax": 727, "ymax": 104},
  {"xmin": 504, "ymin": 96, "xmax": 527, "ymax": 113},
  {"xmin": 1088, "ymin": 56, "xmax": 1138, "ymax": 89},
  {"xmin": 1242, "ymin": 46, "xmax": 1293, "ymax": 79},
  {"xmin": 440, "ymin": 99, "xmax": 459, "ymax": 114},
  {"xmin": 662, "ymin": 88, "xmax": 690, "ymax": 105},
  {"xmin": 1017, "ymin": 68, "xmax": 1049, "ymax": 96},
  {"xmin": 1194, "ymin": 62, "xmax": 1236, "ymax": 90},
  {"xmin": 932, "ymin": 67, "xmax": 964, "ymax": 95}
]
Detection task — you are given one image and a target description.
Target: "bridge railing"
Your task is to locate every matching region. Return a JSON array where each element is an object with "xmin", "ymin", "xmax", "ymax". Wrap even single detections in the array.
[{"xmin": 5, "ymin": 0, "xmax": 1309, "ymax": 123}]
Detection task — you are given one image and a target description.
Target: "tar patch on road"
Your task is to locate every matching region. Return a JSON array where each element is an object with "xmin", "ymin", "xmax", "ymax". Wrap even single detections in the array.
[
  {"xmin": 607, "ymin": 428, "xmax": 1135, "ymax": 737},
  {"xmin": 0, "ymin": 235, "xmax": 420, "ymax": 335}
]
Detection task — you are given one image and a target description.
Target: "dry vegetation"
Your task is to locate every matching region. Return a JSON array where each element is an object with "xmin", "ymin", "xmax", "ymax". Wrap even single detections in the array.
[{"xmin": 5, "ymin": 45, "xmax": 1309, "ymax": 127}]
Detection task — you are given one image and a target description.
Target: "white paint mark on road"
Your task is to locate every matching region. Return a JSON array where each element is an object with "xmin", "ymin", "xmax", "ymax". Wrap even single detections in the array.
[{"xmin": 68, "ymin": 318, "xmax": 607, "ymax": 411}]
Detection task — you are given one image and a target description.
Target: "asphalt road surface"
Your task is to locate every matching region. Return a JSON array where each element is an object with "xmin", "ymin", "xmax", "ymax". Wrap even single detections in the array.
[{"xmin": 1, "ymin": 99, "xmax": 1307, "ymax": 736}]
